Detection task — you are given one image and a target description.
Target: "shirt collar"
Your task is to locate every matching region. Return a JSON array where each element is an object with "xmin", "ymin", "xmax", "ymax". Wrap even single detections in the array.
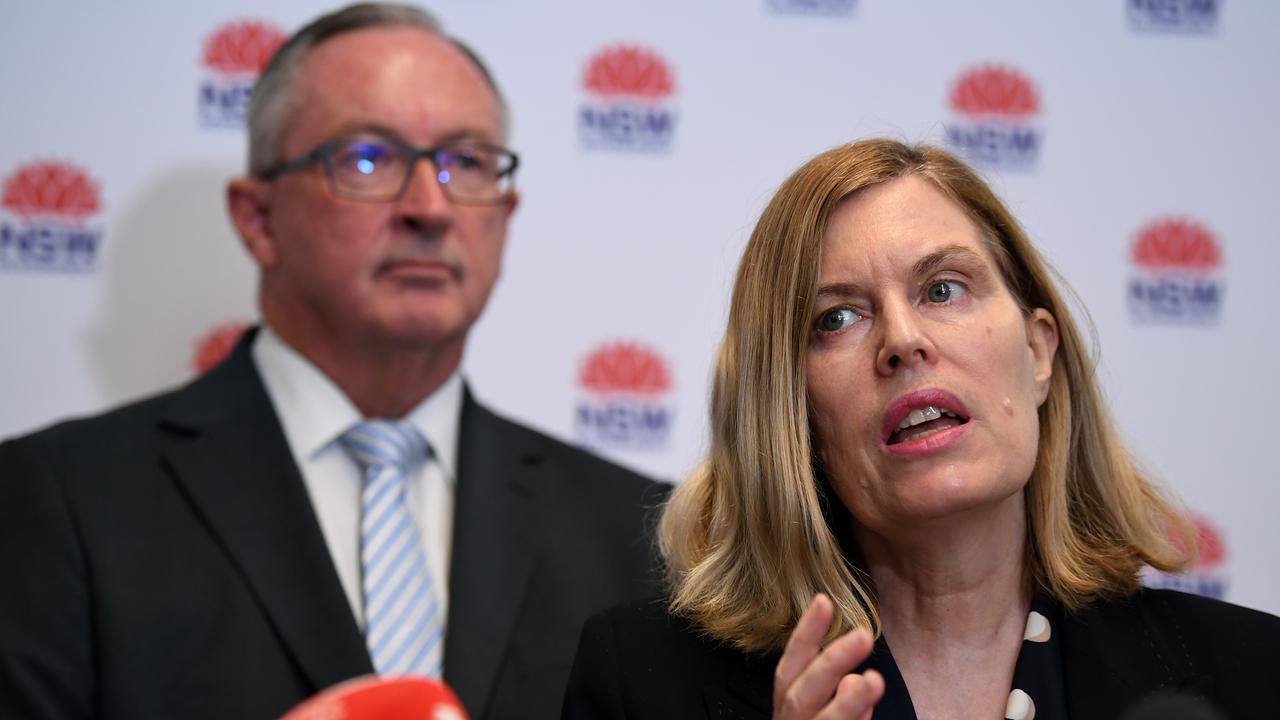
[{"xmin": 251, "ymin": 324, "xmax": 462, "ymax": 485}]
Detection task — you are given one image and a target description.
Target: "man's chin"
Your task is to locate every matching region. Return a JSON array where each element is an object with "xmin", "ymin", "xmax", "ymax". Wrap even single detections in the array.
[{"xmin": 370, "ymin": 315, "xmax": 470, "ymax": 351}]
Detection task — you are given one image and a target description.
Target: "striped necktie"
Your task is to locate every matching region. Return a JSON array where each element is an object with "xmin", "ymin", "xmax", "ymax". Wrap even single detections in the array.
[{"xmin": 340, "ymin": 419, "xmax": 444, "ymax": 678}]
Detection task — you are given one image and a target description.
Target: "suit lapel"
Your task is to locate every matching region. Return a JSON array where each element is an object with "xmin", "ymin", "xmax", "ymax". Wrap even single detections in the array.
[
  {"xmin": 444, "ymin": 392, "xmax": 550, "ymax": 718},
  {"xmin": 160, "ymin": 334, "xmax": 373, "ymax": 693}
]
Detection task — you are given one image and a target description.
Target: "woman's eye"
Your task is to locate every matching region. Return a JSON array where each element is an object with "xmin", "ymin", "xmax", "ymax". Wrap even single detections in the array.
[
  {"xmin": 926, "ymin": 280, "xmax": 964, "ymax": 304},
  {"xmin": 817, "ymin": 307, "xmax": 859, "ymax": 333}
]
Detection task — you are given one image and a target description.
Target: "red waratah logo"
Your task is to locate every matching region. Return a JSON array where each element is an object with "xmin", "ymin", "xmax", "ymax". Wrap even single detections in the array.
[
  {"xmin": 579, "ymin": 342, "xmax": 671, "ymax": 396},
  {"xmin": 192, "ymin": 321, "xmax": 249, "ymax": 374},
  {"xmin": 1168, "ymin": 514, "xmax": 1227, "ymax": 571},
  {"xmin": 950, "ymin": 65, "xmax": 1039, "ymax": 119},
  {"xmin": 202, "ymin": 20, "xmax": 286, "ymax": 76},
  {"xmin": 1190, "ymin": 516, "xmax": 1226, "ymax": 570},
  {"xmin": 582, "ymin": 46, "xmax": 675, "ymax": 100},
  {"xmin": 1131, "ymin": 218, "xmax": 1221, "ymax": 273},
  {"xmin": 1, "ymin": 162, "xmax": 101, "ymax": 221}
]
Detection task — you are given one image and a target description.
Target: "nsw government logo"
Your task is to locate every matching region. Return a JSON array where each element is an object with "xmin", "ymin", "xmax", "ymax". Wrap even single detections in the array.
[
  {"xmin": 1128, "ymin": 0, "xmax": 1219, "ymax": 34},
  {"xmin": 1128, "ymin": 217, "xmax": 1224, "ymax": 323},
  {"xmin": 766, "ymin": 0, "xmax": 857, "ymax": 15},
  {"xmin": 192, "ymin": 321, "xmax": 250, "ymax": 375},
  {"xmin": 1, "ymin": 161, "xmax": 104, "ymax": 273},
  {"xmin": 945, "ymin": 64, "xmax": 1042, "ymax": 170},
  {"xmin": 1143, "ymin": 514, "xmax": 1229, "ymax": 600},
  {"xmin": 574, "ymin": 342, "xmax": 674, "ymax": 450},
  {"xmin": 579, "ymin": 45, "xmax": 678, "ymax": 151},
  {"xmin": 198, "ymin": 20, "xmax": 286, "ymax": 128}
]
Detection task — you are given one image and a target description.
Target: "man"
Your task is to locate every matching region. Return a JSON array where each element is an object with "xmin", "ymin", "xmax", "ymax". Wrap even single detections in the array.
[{"xmin": 0, "ymin": 4, "xmax": 666, "ymax": 719}]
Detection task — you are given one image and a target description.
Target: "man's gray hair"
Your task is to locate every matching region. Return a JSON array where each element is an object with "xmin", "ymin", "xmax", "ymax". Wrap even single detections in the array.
[{"xmin": 247, "ymin": 2, "xmax": 509, "ymax": 176}]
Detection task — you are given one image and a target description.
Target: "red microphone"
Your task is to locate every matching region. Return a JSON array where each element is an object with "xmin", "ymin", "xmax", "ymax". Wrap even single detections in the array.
[{"xmin": 280, "ymin": 675, "xmax": 468, "ymax": 720}]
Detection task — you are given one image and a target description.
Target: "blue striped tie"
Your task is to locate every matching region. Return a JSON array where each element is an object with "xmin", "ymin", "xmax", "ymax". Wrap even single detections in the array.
[{"xmin": 340, "ymin": 420, "xmax": 444, "ymax": 678}]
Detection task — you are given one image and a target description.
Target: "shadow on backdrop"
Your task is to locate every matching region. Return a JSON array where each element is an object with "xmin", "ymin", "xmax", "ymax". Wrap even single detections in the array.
[{"xmin": 89, "ymin": 164, "xmax": 257, "ymax": 405}]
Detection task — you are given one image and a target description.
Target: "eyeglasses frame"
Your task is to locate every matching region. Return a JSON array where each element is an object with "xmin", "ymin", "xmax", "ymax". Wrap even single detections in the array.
[{"xmin": 258, "ymin": 135, "xmax": 520, "ymax": 205}]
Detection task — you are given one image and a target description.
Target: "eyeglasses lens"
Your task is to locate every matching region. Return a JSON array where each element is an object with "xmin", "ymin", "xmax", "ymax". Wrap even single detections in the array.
[
  {"xmin": 331, "ymin": 142, "xmax": 404, "ymax": 199},
  {"xmin": 326, "ymin": 139, "xmax": 514, "ymax": 203}
]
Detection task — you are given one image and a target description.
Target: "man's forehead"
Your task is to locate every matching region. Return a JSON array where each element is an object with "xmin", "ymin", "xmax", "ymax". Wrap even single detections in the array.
[
  {"xmin": 286, "ymin": 26, "xmax": 503, "ymax": 146},
  {"xmin": 303, "ymin": 26, "xmax": 456, "ymax": 70}
]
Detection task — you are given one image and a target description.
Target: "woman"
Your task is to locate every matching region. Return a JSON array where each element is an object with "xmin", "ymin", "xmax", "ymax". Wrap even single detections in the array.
[{"xmin": 562, "ymin": 139, "xmax": 1279, "ymax": 719}]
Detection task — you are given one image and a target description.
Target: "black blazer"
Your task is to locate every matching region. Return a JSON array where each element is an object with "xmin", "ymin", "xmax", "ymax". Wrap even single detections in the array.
[
  {"xmin": 563, "ymin": 589, "xmax": 1280, "ymax": 719},
  {"xmin": 0, "ymin": 333, "xmax": 668, "ymax": 720}
]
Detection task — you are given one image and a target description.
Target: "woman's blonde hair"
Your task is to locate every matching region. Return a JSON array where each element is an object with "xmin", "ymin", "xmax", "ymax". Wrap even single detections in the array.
[{"xmin": 660, "ymin": 138, "xmax": 1193, "ymax": 654}]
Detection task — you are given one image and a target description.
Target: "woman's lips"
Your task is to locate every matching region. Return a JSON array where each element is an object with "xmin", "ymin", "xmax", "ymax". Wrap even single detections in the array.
[
  {"xmin": 884, "ymin": 418, "xmax": 970, "ymax": 457},
  {"xmin": 880, "ymin": 388, "xmax": 971, "ymax": 456}
]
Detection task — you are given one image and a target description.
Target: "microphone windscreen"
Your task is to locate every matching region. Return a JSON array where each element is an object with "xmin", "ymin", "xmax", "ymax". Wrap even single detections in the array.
[
  {"xmin": 1119, "ymin": 692, "xmax": 1226, "ymax": 720},
  {"xmin": 280, "ymin": 675, "xmax": 468, "ymax": 720}
]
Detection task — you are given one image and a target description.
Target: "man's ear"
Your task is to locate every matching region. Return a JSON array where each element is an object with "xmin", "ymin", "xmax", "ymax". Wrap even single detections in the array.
[
  {"xmin": 502, "ymin": 187, "xmax": 520, "ymax": 219},
  {"xmin": 1027, "ymin": 308, "xmax": 1059, "ymax": 406},
  {"xmin": 494, "ymin": 186, "xmax": 520, "ymax": 239},
  {"xmin": 488, "ymin": 188, "xmax": 520, "ymax": 268},
  {"xmin": 226, "ymin": 177, "xmax": 277, "ymax": 268}
]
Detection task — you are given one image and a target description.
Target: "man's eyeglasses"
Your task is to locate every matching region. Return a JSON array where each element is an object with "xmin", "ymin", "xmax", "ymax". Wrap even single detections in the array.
[{"xmin": 259, "ymin": 135, "xmax": 519, "ymax": 205}]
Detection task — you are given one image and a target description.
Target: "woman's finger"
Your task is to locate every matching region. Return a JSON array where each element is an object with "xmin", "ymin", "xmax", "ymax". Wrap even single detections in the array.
[
  {"xmin": 825, "ymin": 669, "xmax": 884, "ymax": 720},
  {"xmin": 779, "ymin": 626, "xmax": 875, "ymax": 717},
  {"xmin": 774, "ymin": 593, "xmax": 834, "ymax": 696},
  {"xmin": 774, "ymin": 593, "xmax": 884, "ymax": 720}
]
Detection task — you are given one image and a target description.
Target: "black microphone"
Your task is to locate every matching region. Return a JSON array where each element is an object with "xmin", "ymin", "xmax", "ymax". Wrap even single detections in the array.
[{"xmin": 1119, "ymin": 691, "xmax": 1227, "ymax": 720}]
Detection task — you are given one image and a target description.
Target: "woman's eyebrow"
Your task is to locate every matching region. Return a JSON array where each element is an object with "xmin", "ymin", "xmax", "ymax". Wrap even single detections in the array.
[
  {"xmin": 912, "ymin": 244, "xmax": 985, "ymax": 278},
  {"xmin": 814, "ymin": 281, "xmax": 863, "ymax": 301},
  {"xmin": 815, "ymin": 245, "xmax": 987, "ymax": 301}
]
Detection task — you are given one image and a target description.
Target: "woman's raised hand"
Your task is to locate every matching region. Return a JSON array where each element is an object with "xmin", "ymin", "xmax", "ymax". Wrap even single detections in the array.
[{"xmin": 773, "ymin": 594, "xmax": 884, "ymax": 720}]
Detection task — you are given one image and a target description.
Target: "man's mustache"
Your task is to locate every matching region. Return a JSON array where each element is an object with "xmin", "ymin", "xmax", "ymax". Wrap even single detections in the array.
[{"xmin": 376, "ymin": 241, "xmax": 465, "ymax": 281}]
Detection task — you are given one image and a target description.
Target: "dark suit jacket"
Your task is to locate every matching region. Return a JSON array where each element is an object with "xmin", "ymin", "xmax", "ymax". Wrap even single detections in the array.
[
  {"xmin": 563, "ymin": 589, "xmax": 1280, "ymax": 719},
  {"xmin": 0, "ymin": 333, "xmax": 668, "ymax": 720}
]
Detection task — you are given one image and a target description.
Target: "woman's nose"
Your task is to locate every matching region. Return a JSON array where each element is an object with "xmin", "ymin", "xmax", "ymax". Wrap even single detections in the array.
[{"xmin": 875, "ymin": 301, "xmax": 936, "ymax": 376}]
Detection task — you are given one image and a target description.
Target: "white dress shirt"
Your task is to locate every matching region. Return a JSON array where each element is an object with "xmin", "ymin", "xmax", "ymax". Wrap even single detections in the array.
[{"xmin": 251, "ymin": 326, "xmax": 459, "ymax": 631}]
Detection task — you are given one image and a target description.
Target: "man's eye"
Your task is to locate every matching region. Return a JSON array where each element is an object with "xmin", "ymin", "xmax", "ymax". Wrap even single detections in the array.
[
  {"xmin": 817, "ymin": 308, "xmax": 859, "ymax": 333},
  {"xmin": 441, "ymin": 148, "xmax": 491, "ymax": 173},
  {"xmin": 341, "ymin": 144, "xmax": 394, "ymax": 175},
  {"xmin": 926, "ymin": 280, "xmax": 965, "ymax": 303}
]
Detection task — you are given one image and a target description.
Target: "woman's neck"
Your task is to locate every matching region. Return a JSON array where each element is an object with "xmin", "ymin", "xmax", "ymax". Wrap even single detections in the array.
[{"xmin": 857, "ymin": 491, "xmax": 1031, "ymax": 720}]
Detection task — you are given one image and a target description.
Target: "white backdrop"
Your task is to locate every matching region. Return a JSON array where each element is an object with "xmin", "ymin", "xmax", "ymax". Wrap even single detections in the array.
[{"xmin": 3, "ymin": 0, "xmax": 1275, "ymax": 614}]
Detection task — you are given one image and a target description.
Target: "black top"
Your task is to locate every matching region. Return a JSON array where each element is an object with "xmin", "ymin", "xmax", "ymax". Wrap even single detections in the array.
[{"xmin": 562, "ymin": 589, "xmax": 1280, "ymax": 719}]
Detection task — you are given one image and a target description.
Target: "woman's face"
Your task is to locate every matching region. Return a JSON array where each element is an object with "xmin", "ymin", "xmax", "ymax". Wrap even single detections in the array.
[{"xmin": 805, "ymin": 175, "xmax": 1058, "ymax": 536}]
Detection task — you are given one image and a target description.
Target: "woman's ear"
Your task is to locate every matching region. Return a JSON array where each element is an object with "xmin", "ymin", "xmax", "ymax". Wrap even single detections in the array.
[{"xmin": 1027, "ymin": 308, "xmax": 1059, "ymax": 405}]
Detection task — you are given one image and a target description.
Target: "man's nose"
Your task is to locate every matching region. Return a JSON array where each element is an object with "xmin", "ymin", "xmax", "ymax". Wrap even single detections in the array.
[
  {"xmin": 395, "ymin": 156, "xmax": 456, "ymax": 223},
  {"xmin": 874, "ymin": 299, "xmax": 936, "ymax": 376}
]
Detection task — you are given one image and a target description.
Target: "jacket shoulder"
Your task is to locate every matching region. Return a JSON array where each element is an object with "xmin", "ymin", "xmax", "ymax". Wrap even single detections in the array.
[
  {"xmin": 3, "ymin": 335, "xmax": 264, "ymax": 461},
  {"xmin": 1075, "ymin": 588, "xmax": 1280, "ymax": 715},
  {"xmin": 1, "ymin": 341, "xmax": 269, "ymax": 496},
  {"xmin": 564, "ymin": 598, "xmax": 774, "ymax": 719},
  {"xmin": 463, "ymin": 397, "xmax": 671, "ymax": 501},
  {"xmin": 2, "ymin": 386, "xmax": 181, "ymax": 467},
  {"xmin": 1121, "ymin": 587, "xmax": 1280, "ymax": 637},
  {"xmin": 1133, "ymin": 587, "xmax": 1280, "ymax": 652}
]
